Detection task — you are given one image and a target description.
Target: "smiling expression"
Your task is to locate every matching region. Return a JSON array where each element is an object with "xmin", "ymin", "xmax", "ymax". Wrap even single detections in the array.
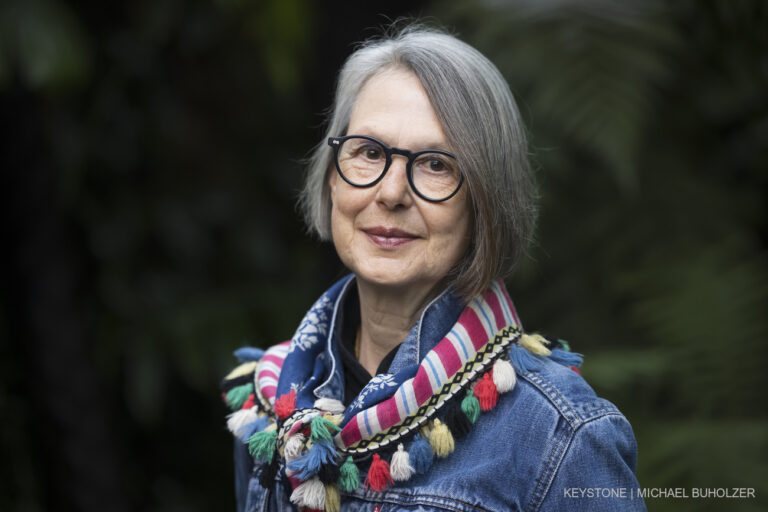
[{"xmin": 328, "ymin": 68, "xmax": 472, "ymax": 294}]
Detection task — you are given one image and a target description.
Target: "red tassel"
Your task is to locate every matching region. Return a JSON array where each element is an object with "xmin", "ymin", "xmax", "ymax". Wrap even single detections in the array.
[
  {"xmin": 364, "ymin": 454, "xmax": 393, "ymax": 491},
  {"xmin": 274, "ymin": 389, "xmax": 296, "ymax": 419},
  {"xmin": 474, "ymin": 371, "xmax": 499, "ymax": 411},
  {"xmin": 241, "ymin": 393, "xmax": 256, "ymax": 410},
  {"xmin": 570, "ymin": 366, "xmax": 582, "ymax": 375}
]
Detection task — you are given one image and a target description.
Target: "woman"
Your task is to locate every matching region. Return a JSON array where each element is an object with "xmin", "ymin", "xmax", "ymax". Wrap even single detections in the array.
[{"xmin": 221, "ymin": 25, "xmax": 645, "ymax": 512}]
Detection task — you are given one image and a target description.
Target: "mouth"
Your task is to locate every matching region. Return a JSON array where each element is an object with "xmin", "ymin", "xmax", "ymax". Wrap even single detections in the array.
[{"xmin": 362, "ymin": 226, "xmax": 419, "ymax": 249}]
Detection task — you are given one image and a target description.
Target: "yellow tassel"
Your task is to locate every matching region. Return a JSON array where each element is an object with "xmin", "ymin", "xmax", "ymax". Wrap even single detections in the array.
[
  {"xmin": 324, "ymin": 483, "xmax": 340, "ymax": 512},
  {"xmin": 224, "ymin": 361, "xmax": 259, "ymax": 380},
  {"xmin": 323, "ymin": 412, "xmax": 344, "ymax": 426},
  {"xmin": 429, "ymin": 419, "xmax": 454, "ymax": 458},
  {"xmin": 520, "ymin": 333, "xmax": 552, "ymax": 356}
]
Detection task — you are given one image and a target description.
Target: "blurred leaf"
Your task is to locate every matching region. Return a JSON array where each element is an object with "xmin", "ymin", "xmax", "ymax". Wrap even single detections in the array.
[
  {"xmin": 7, "ymin": 0, "xmax": 92, "ymax": 91},
  {"xmin": 451, "ymin": 0, "xmax": 682, "ymax": 190}
]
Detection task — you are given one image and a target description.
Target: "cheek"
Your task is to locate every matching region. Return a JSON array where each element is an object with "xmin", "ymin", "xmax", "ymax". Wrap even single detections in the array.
[{"xmin": 330, "ymin": 185, "xmax": 370, "ymax": 249}]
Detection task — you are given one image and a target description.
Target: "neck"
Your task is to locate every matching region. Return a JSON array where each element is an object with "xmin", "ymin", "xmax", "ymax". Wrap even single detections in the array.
[{"xmin": 355, "ymin": 278, "xmax": 446, "ymax": 376}]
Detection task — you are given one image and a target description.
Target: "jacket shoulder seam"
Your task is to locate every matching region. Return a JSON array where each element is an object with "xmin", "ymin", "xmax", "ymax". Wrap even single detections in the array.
[
  {"xmin": 526, "ymin": 411, "xmax": 629, "ymax": 512},
  {"xmin": 519, "ymin": 370, "xmax": 618, "ymax": 427}
]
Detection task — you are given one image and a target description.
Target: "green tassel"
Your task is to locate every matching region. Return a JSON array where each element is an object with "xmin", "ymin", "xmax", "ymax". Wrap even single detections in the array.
[
  {"xmin": 338, "ymin": 456, "xmax": 360, "ymax": 492},
  {"xmin": 558, "ymin": 338, "xmax": 571, "ymax": 351},
  {"xmin": 226, "ymin": 383, "xmax": 253, "ymax": 411},
  {"xmin": 462, "ymin": 389, "xmax": 480, "ymax": 424},
  {"xmin": 248, "ymin": 430, "xmax": 277, "ymax": 463},
  {"xmin": 310, "ymin": 414, "xmax": 341, "ymax": 443}
]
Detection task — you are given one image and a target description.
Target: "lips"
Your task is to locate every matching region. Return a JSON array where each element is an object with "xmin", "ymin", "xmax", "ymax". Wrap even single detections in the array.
[{"xmin": 362, "ymin": 226, "xmax": 419, "ymax": 249}]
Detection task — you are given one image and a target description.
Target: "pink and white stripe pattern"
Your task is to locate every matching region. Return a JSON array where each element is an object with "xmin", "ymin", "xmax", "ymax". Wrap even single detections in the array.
[
  {"xmin": 337, "ymin": 279, "xmax": 521, "ymax": 449},
  {"xmin": 255, "ymin": 340, "xmax": 291, "ymax": 406}
]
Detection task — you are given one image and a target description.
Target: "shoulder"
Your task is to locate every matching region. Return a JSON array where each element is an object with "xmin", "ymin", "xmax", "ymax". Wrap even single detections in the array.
[
  {"xmin": 497, "ymin": 340, "xmax": 642, "ymax": 509},
  {"xmin": 503, "ymin": 333, "xmax": 626, "ymax": 429},
  {"xmin": 517, "ymin": 357, "xmax": 623, "ymax": 429}
]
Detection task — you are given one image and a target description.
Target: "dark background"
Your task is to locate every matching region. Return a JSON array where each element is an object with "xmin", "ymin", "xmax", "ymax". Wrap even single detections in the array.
[{"xmin": 1, "ymin": 1, "xmax": 766, "ymax": 511}]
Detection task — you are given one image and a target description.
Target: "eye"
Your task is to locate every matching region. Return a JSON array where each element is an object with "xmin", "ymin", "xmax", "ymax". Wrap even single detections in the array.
[
  {"xmin": 415, "ymin": 154, "xmax": 454, "ymax": 173},
  {"xmin": 359, "ymin": 144, "xmax": 383, "ymax": 160},
  {"xmin": 428, "ymin": 159, "xmax": 446, "ymax": 172}
]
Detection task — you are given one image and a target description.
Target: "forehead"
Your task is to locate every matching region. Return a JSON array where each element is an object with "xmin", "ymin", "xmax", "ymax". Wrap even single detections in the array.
[{"xmin": 348, "ymin": 68, "xmax": 449, "ymax": 150}]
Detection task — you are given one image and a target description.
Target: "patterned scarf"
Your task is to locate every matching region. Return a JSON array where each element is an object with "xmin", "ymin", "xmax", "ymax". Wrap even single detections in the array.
[{"xmin": 221, "ymin": 276, "xmax": 582, "ymax": 511}]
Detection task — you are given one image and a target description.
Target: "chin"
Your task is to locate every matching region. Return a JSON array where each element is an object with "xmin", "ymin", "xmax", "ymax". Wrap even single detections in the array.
[{"xmin": 354, "ymin": 262, "xmax": 441, "ymax": 292}]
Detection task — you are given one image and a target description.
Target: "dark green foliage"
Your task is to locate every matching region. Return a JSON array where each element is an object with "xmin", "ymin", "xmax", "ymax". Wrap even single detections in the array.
[{"xmin": 440, "ymin": 0, "xmax": 768, "ymax": 509}]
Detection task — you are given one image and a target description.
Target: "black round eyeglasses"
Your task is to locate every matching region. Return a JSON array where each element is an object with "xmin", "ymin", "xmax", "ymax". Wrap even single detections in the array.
[{"xmin": 327, "ymin": 135, "xmax": 464, "ymax": 202}]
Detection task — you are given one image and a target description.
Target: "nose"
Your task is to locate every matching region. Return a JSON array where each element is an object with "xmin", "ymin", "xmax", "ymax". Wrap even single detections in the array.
[{"xmin": 375, "ymin": 155, "xmax": 413, "ymax": 209}]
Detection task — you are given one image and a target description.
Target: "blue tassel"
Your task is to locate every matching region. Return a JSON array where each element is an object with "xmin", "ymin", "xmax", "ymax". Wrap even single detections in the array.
[
  {"xmin": 287, "ymin": 439, "xmax": 337, "ymax": 480},
  {"xmin": 508, "ymin": 344, "xmax": 544, "ymax": 373},
  {"xmin": 234, "ymin": 347, "xmax": 265, "ymax": 362},
  {"xmin": 409, "ymin": 434, "xmax": 433, "ymax": 474},
  {"xmin": 240, "ymin": 415, "xmax": 270, "ymax": 442},
  {"xmin": 549, "ymin": 348, "xmax": 583, "ymax": 368}
]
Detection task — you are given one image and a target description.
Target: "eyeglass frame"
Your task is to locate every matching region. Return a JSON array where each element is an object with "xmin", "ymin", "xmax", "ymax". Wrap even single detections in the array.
[{"xmin": 327, "ymin": 134, "xmax": 464, "ymax": 203}]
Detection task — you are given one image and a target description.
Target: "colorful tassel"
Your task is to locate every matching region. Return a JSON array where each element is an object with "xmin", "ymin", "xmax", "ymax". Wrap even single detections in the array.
[
  {"xmin": 290, "ymin": 476, "xmax": 325, "ymax": 509},
  {"xmin": 474, "ymin": 372, "xmax": 499, "ymax": 411},
  {"xmin": 241, "ymin": 393, "xmax": 256, "ymax": 410},
  {"xmin": 549, "ymin": 348, "xmax": 583, "ymax": 368},
  {"xmin": 338, "ymin": 456, "xmax": 360, "ymax": 491},
  {"xmin": 255, "ymin": 458, "xmax": 279, "ymax": 489},
  {"xmin": 428, "ymin": 419, "xmax": 454, "ymax": 457},
  {"xmin": 248, "ymin": 430, "xmax": 277, "ymax": 463},
  {"xmin": 274, "ymin": 389, "xmax": 297, "ymax": 420},
  {"xmin": 323, "ymin": 412, "xmax": 344, "ymax": 426},
  {"xmin": 225, "ymin": 360, "xmax": 258, "ymax": 380},
  {"xmin": 409, "ymin": 434, "xmax": 433, "ymax": 474},
  {"xmin": 519, "ymin": 333, "xmax": 552, "ymax": 356},
  {"xmin": 318, "ymin": 459, "xmax": 341, "ymax": 484},
  {"xmin": 241, "ymin": 414, "xmax": 270, "ymax": 441},
  {"xmin": 492, "ymin": 358, "xmax": 517, "ymax": 393},
  {"xmin": 443, "ymin": 399, "xmax": 471, "ymax": 438},
  {"xmin": 287, "ymin": 439, "xmax": 337, "ymax": 480},
  {"xmin": 314, "ymin": 397, "xmax": 346, "ymax": 414},
  {"xmin": 226, "ymin": 407, "xmax": 258, "ymax": 437},
  {"xmin": 234, "ymin": 347, "xmax": 265, "ymax": 362},
  {"xmin": 310, "ymin": 414, "xmax": 341, "ymax": 443},
  {"xmin": 284, "ymin": 433, "xmax": 306, "ymax": 461},
  {"xmin": 390, "ymin": 443, "xmax": 414, "ymax": 481},
  {"xmin": 461, "ymin": 390, "xmax": 480, "ymax": 423},
  {"xmin": 365, "ymin": 454, "xmax": 393, "ymax": 491},
  {"xmin": 226, "ymin": 383, "xmax": 253, "ymax": 411},
  {"xmin": 324, "ymin": 483, "xmax": 340, "ymax": 512},
  {"xmin": 508, "ymin": 343, "xmax": 543, "ymax": 373}
]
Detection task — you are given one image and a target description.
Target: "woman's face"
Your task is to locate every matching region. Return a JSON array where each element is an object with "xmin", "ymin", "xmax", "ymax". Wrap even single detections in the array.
[{"xmin": 328, "ymin": 68, "xmax": 471, "ymax": 295}]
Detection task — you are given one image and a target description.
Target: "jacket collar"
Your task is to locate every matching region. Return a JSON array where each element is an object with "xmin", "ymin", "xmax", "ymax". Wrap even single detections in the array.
[{"xmin": 313, "ymin": 275, "xmax": 465, "ymax": 402}]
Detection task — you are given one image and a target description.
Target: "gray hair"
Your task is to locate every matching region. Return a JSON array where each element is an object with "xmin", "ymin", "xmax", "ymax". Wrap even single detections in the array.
[{"xmin": 300, "ymin": 24, "xmax": 537, "ymax": 300}]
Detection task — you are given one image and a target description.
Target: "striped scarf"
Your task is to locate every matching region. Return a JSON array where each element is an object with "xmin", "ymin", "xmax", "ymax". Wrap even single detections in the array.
[{"xmin": 221, "ymin": 276, "xmax": 581, "ymax": 511}]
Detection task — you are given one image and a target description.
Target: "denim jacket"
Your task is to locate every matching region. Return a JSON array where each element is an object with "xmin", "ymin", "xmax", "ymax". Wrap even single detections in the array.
[{"xmin": 232, "ymin": 280, "xmax": 645, "ymax": 511}]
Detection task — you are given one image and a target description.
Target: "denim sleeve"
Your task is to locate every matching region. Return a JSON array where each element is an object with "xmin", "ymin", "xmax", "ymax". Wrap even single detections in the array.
[
  {"xmin": 234, "ymin": 439, "xmax": 253, "ymax": 512},
  {"xmin": 538, "ymin": 413, "xmax": 647, "ymax": 511}
]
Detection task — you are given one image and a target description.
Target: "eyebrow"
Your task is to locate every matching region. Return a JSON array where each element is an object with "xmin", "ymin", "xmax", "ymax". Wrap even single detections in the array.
[{"xmin": 348, "ymin": 128, "xmax": 452, "ymax": 152}]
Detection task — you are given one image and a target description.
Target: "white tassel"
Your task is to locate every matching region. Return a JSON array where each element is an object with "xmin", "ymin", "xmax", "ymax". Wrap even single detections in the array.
[
  {"xmin": 226, "ymin": 408, "xmax": 258, "ymax": 437},
  {"xmin": 284, "ymin": 433, "xmax": 306, "ymax": 462},
  {"xmin": 290, "ymin": 477, "xmax": 325, "ymax": 509},
  {"xmin": 390, "ymin": 443, "xmax": 414, "ymax": 481},
  {"xmin": 493, "ymin": 359, "xmax": 517, "ymax": 393},
  {"xmin": 314, "ymin": 397, "xmax": 346, "ymax": 414}
]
